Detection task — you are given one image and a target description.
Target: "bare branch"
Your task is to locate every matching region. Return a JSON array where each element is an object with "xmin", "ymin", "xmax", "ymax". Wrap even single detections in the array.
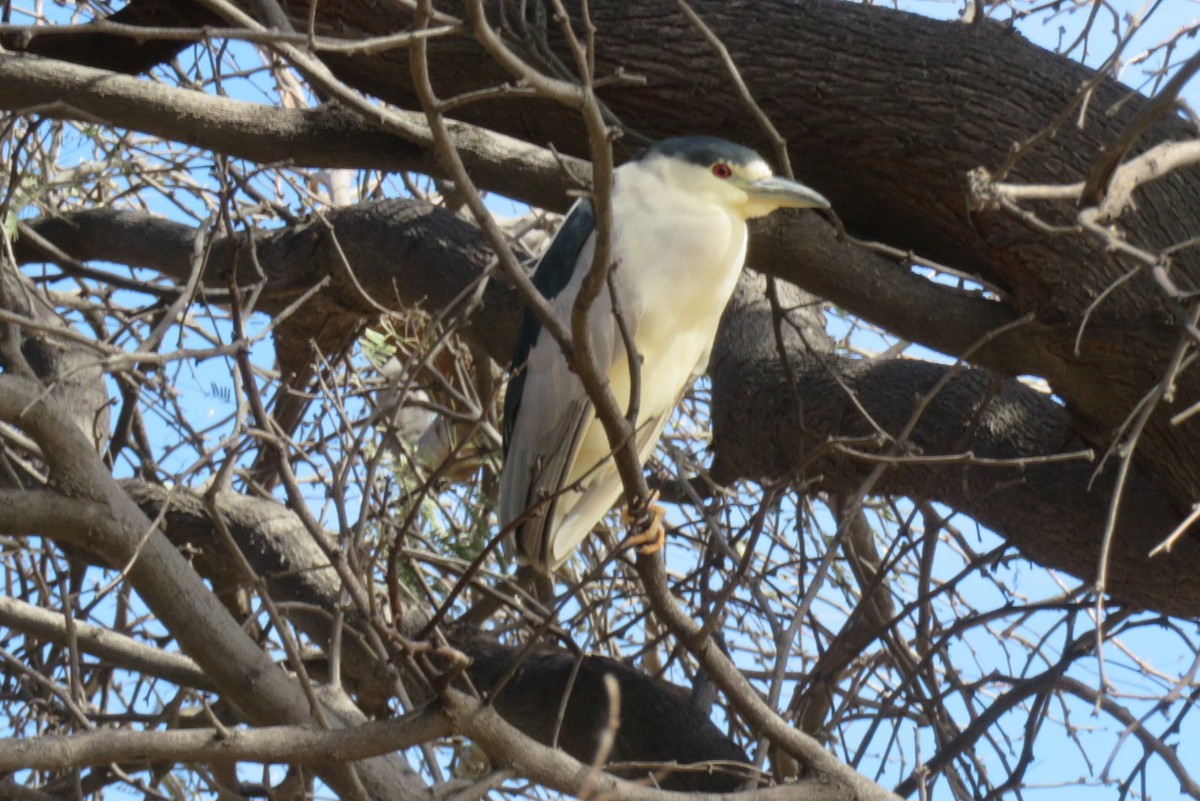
[{"xmin": 0, "ymin": 709, "xmax": 449, "ymax": 772}]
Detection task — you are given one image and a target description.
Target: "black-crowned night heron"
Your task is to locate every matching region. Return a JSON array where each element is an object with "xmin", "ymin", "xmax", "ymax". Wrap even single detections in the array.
[{"xmin": 501, "ymin": 136, "xmax": 830, "ymax": 574}]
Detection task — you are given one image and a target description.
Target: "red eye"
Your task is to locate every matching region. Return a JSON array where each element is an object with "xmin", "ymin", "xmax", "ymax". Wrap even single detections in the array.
[{"xmin": 712, "ymin": 163, "xmax": 732, "ymax": 179}]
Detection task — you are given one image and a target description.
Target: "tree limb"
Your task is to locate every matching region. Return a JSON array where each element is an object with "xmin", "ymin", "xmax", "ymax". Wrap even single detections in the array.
[
  {"xmin": 0, "ymin": 375, "xmax": 426, "ymax": 801},
  {"xmin": 0, "ymin": 708, "xmax": 449, "ymax": 772},
  {"xmin": 0, "ymin": 594, "xmax": 214, "ymax": 691},
  {"xmin": 0, "ymin": 52, "xmax": 588, "ymax": 212}
]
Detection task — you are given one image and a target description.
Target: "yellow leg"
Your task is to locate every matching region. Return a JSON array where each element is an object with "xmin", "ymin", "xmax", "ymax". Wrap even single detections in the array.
[{"xmin": 622, "ymin": 491, "xmax": 667, "ymax": 555}]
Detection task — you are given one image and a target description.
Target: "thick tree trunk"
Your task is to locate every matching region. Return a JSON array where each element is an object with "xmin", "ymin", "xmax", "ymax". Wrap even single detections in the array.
[
  {"xmin": 7, "ymin": 0, "xmax": 1200, "ymax": 608},
  {"xmin": 18, "ymin": 202, "xmax": 1200, "ymax": 614},
  {"xmin": 8, "ymin": 4, "xmax": 1200, "ymax": 796}
]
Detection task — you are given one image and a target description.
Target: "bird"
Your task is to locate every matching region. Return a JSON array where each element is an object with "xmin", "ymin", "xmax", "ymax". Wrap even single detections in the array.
[{"xmin": 500, "ymin": 136, "xmax": 830, "ymax": 574}]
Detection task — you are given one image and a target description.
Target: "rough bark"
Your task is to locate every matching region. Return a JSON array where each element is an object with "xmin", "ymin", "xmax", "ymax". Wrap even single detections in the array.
[
  {"xmin": 5, "ymin": 2, "xmax": 1200, "ymax": 796},
  {"xmin": 13, "ymin": 203, "xmax": 520, "ymax": 366},
  {"xmin": 326, "ymin": 0, "xmax": 1200, "ymax": 612},
  {"xmin": 121, "ymin": 482, "xmax": 751, "ymax": 793},
  {"xmin": 709, "ymin": 274, "xmax": 1200, "ymax": 615},
  {"xmin": 394, "ymin": 0, "xmax": 1200, "ymax": 515},
  {"xmin": 7, "ymin": 0, "xmax": 1200, "ymax": 616},
  {"xmin": 18, "ymin": 204, "xmax": 1200, "ymax": 614}
]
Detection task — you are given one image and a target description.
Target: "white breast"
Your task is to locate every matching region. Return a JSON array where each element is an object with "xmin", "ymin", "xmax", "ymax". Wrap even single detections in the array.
[
  {"xmin": 610, "ymin": 161, "xmax": 749, "ymax": 410},
  {"xmin": 565, "ymin": 164, "xmax": 748, "ymax": 479}
]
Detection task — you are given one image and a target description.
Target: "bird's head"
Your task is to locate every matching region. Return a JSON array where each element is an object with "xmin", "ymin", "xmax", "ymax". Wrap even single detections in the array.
[{"xmin": 636, "ymin": 136, "xmax": 830, "ymax": 220}]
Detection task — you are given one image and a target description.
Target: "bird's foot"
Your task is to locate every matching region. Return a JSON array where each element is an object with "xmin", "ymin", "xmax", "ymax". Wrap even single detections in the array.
[{"xmin": 623, "ymin": 491, "xmax": 666, "ymax": 555}]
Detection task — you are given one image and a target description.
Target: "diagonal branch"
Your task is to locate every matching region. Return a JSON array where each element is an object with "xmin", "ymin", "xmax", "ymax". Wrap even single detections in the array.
[
  {"xmin": 0, "ymin": 374, "xmax": 426, "ymax": 801},
  {"xmin": 0, "ymin": 595, "xmax": 213, "ymax": 691},
  {"xmin": 0, "ymin": 52, "xmax": 588, "ymax": 212}
]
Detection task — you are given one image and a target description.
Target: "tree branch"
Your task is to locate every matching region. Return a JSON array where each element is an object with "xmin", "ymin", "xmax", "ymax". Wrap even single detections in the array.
[
  {"xmin": 0, "ymin": 374, "xmax": 426, "ymax": 801},
  {"xmin": 122, "ymin": 482, "xmax": 756, "ymax": 793},
  {"xmin": 0, "ymin": 52, "xmax": 588, "ymax": 212},
  {"xmin": 0, "ymin": 595, "xmax": 213, "ymax": 691},
  {"xmin": 17, "ymin": 205, "xmax": 1200, "ymax": 614},
  {"xmin": 0, "ymin": 708, "xmax": 449, "ymax": 772}
]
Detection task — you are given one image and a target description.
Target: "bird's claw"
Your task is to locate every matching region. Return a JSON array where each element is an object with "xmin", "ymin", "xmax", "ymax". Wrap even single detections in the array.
[{"xmin": 623, "ymin": 491, "xmax": 667, "ymax": 555}]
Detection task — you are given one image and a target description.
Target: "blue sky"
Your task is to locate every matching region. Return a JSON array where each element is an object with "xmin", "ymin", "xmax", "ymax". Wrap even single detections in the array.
[{"xmin": 5, "ymin": 1, "xmax": 1200, "ymax": 799}]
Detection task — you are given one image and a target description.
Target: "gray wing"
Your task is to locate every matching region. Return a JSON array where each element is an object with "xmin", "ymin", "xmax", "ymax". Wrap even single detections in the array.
[
  {"xmin": 500, "ymin": 352, "xmax": 597, "ymax": 568},
  {"xmin": 536, "ymin": 400, "xmax": 674, "ymax": 569}
]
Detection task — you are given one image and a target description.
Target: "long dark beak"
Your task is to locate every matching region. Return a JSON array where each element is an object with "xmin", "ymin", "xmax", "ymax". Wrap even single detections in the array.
[{"xmin": 744, "ymin": 175, "xmax": 830, "ymax": 209}]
